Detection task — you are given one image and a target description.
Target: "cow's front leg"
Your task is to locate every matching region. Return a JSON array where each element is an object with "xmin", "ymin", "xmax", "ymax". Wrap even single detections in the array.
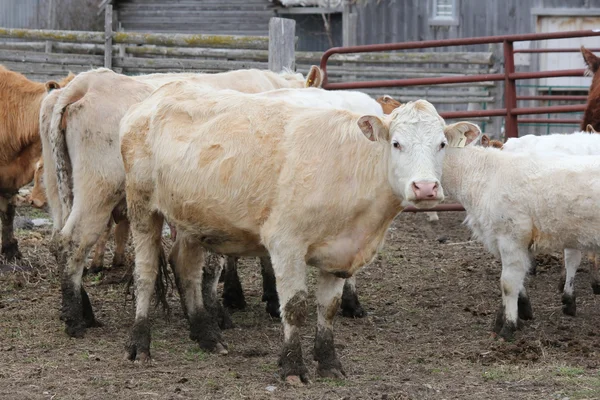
[
  {"xmin": 493, "ymin": 238, "xmax": 531, "ymax": 340},
  {"xmin": 126, "ymin": 211, "xmax": 163, "ymax": 362},
  {"xmin": 260, "ymin": 256, "xmax": 280, "ymax": 318},
  {"xmin": 270, "ymin": 248, "xmax": 309, "ymax": 385},
  {"xmin": 315, "ymin": 271, "xmax": 346, "ymax": 379},
  {"xmin": 169, "ymin": 235, "xmax": 228, "ymax": 353},
  {"xmin": 340, "ymin": 275, "xmax": 365, "ymax": 318},
  {"xmin": 221, "ymin": 256, "xmax": 246, "ymax": 310},
  {"xmin": 0, "ymin": 200, "xmax": 21, "ymax": 260}
]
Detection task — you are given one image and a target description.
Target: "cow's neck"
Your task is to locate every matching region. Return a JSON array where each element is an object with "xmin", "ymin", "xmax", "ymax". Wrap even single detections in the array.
[{"xmin": 442, "ymin": 147, "xmax": 491, "ymax": 210}]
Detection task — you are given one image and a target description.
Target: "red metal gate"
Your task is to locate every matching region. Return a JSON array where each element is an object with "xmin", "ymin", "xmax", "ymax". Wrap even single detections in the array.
[{"xmin": 319, "ymin": 30, "xmax": 600, "ymax": 213}]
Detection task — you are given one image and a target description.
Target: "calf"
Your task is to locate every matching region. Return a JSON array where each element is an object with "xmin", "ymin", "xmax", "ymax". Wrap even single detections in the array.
[
  {"xmin": 121, "ymin": 84, "xmax": 476, "ymax": 383},
  {"xmin": 441, "ymin": 138, "xmax": 600, "ymax": 340},
  {"xmin": 581, "ymin": 46, "xmax": 600, "ymax": 132},
  {"xmin": 42, "ymin": 67, "xmax": 322, "ymax": 338},
  {"xmin": 0, "ymin": 66, "xmax": 73, "ymax": 259}
]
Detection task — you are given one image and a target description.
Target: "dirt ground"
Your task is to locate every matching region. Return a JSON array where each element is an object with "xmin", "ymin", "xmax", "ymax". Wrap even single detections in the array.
[{"xmin": 2, "ymin": 205, "xmax": 600, "ymax": 400}]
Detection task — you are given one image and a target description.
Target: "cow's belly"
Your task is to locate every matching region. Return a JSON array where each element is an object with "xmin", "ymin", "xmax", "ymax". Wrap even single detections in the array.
[{"xmin": 306, "ymin": 228, "xmax": 385, "ymax": 277}]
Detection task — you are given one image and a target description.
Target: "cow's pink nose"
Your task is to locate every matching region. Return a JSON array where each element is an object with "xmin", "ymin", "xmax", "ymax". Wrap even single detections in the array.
[{"xmin": 412, "ymin": 181, "xmax": 438, "ymax": 200}]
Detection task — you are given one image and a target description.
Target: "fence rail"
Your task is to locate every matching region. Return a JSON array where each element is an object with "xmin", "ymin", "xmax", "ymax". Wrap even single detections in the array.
[
  {"xmin": 319, "ymin": 30, "xmax": 600, "ymax": 213},
  {"xmin": 319, "ymin": 29, "xmax": 600, "ymax": 139}
]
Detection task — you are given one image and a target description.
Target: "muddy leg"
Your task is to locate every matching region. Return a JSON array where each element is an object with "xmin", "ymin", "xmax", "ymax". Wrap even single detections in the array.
[
  {"xmin": 112, "ymin": 219, "xmax": 130, "ymax": 268},
  {"xmin": 340, "ymin": 275, "xmax": 365, "ymax": 318},
  {"xmin": 314, "ymin": 271, "xmax": 346, "ymax": 379},
  {"xmin": 269, "ymin": 246, "xmax": 309, "ymax": 384},
  {"xmin": 493, "ymin": 238, "xmax": 530, "ymax": 341},
  {"xmin": 0, "ymin": 200, "xmax": 21, "ymax": 260},
  {"xmin": 529, "ymin": 251, "xmax": 537, "ymax": 276},
  {"xmin": 58, "ymin": 214, "xmax": 108, "ymax": 338},
  {"xmin": 260, "ymin": 256, "xmax": 280, "ymax": 318},
  {"xmin": 169, "ymin": 234, "xmax": 228, "ymax": 354},
  {"xmin": 561, "ymin": 248, "xmax": 580, "ymax": 317},
  {"xmin": 591, "ymin": 253, "xmax": 600, "ymax": 295},
  {"xmin": 88, "ymin": 220, "xmax": 112, "ymax": 274},
  {"xmin": 126, "ymin": 211, "xmax": 163, "ymax": 362},
  {"xmin": 203, "ymin": 253, "xmax": 233, "ymax": 330},
  {"xmin": 221, "ymin": 256, "xmax": 246, "ymax": 310}
]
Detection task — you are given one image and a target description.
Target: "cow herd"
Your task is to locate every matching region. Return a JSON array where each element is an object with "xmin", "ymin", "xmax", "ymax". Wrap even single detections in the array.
[{"xmin": 1, "ymin": 46, "xmax": 600, "ymax": 385}]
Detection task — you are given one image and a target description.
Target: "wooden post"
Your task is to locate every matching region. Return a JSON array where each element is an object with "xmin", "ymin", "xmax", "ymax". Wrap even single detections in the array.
[
  {"xmin": 104, "ymin": 4, "xmax": 113, "ymax": 69},
  {"xmin": 268, "ymin": 17, "xmax": 295, "ymax": 72},
  {"xmin": 45, "ymin": 0, "xmax": 54, "ymax": 53},
  {"xmin": 342, "ymin": 4, "xmax": 357, "ymax": 47}
]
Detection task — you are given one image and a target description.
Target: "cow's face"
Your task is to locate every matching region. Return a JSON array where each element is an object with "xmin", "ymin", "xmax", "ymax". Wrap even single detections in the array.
[{"xmin": 358, "ymin": 100, "xmax": 480, "ymax": 209}]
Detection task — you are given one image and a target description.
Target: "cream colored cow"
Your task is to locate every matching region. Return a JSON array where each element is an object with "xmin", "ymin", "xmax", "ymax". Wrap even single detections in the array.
[
  {"xmin": 41, "ymin": 67, "xmax": 322, "ymax": 338},
  {"xmin": 121, "ymin": 82, "xmax": 478, "ymax": 383}
]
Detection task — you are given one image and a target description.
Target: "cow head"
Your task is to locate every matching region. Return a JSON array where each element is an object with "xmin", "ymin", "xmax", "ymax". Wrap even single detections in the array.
[
  {"xmin": 29, "ymin": 159, "xmax": 47, "ymax": 209},
  {"xmin": 581, "ymin": 47, "xmax": 600, "ymax": 131},
  {"xmin": 358, "ymin": 100, "xmax": 479, "ymax": 209}
]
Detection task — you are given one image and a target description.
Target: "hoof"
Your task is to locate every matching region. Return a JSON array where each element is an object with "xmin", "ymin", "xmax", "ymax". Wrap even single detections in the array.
[
  {"xmin": 87, "ymin": 265, "xmax": 107, "ymax": 275},
  {"xmin": 214, "ymin": 342, "xmax": 229, "ymax": 355},
  {"xmin": 517, "ymin": 294, "xmax": 533, "ymax": 321},
  {"xmin": 592, "ymin": 282, "xmax": 600, "ymax": 295},
  {"xmin": 127, "ymin": 318, "xmax": 151, "ymax": 361},
  {"xmin": 1, "ymin": 240, "xmax": 21, "ymax": 260},
  {"xmin": 222, "ymin": 295, "xmax": 246, "ymax": 311},
  {"xmin": 317, "ymin": 366, "xmax": 346, "ymax": 379},
  {"xmin": 218, "ymin": 307, "xmax": 235, "ymax": 330},
  {"xmin": 63, "ymin": 323, "xmax": 86, "ymax": 338},
  {"xmin": 561, "ymin": 294, "xmax": 577, "ymax": 317},
  {"xmin": 265, "ymin": 300, "xmax": 281, "ymax": 319},
  {"xmin": 285, "ymin": 375, "xmax": 308, "ymax": 386},
  {"xmin": 498, "ymin": 322, "xmax": 516, "ymax": 342},
  {"xmin": 341, "ymin": 304, "xmax": 366, "ymax": 319}
]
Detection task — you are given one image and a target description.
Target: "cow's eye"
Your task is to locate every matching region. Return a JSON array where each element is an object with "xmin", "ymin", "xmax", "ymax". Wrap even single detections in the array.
[
  {"xmin": 393, "ymin": 142, "xmax": 402, "ymax": 150},
  {"xmin": 440, "ymin": 142, "xmax": 447, "ymax": 150}
]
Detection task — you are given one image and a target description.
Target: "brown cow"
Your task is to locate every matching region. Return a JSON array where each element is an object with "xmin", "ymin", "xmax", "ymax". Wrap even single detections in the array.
[
  {"xmin": 582, "ymin": 46, "xmax": 600, "ymax": 132},
  {"xmin": 0, "ymin": 66, "xmax": 74, "ymax": 259}
]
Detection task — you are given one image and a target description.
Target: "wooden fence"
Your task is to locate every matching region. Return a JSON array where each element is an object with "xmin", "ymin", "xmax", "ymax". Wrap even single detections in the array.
[{"xmin": 0, "ymin": 14, "xmax": 501, "ymax": 132}]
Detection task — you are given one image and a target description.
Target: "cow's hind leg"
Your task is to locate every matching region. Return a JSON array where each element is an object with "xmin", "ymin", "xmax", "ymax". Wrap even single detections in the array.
[
  {"xmin": 493, "ymin": 237, "xmax": 531, "ymax": 341},
  {"xmin": 590, "ymin": 253, "xmax": 600, "ymax": 294},
  {"xmin": 561, "ymin": 248, "xmax": 581, "ymax": 316},
  {"xmin": 169, "ymin": 235, "xmax": 228, "ymax": 353},
  {"xmin": 126, "ymin": 210, "xmax": 164, "ymax": 362},
  {"xmin": 315, "ymin": 271, "xmax": 346, "ymax": 379},
  {"xmin": 112, "ymin": 219, "xmax": 130, "ymax": 268},
  {"xmin": 0, "ymin": 200, "xmax": 21, "ymax": 260},
  {"xmin": 203, "ymin": 252, "xmax": 233, "ymax": 329},
  {"xmin": 221, "ymin": 256, "xmax": 246, "ymax": 310},
  {"xmin": 260, "ymin": 256, "xmax": 280, "ymax": 318},
  {"xmin": 58, "ymin": 212, "xmax": 109, "ymax": 338},
  {"xmin": 340, "ymin": 275, "xmax": 365, "ymax": 318},
  {"xmin": 88, "ymin": 219, "xmax": 112, "ymax": 274}
]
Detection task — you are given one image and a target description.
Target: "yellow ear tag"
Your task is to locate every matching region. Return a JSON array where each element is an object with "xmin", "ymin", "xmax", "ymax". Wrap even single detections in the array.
[
  {"xmin": 306, "ymin": 79, "xmax": 313, "ymax": 88},
  {"xmin": 455, "ymin": 136, "xmax": 467, "ymax": 148}
]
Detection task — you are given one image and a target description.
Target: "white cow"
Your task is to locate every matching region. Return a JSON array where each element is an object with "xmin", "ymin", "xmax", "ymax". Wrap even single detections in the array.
[
  {"xmin": 121, "ymin": 84, "xmax": 476, "ymax": 383},
  {"xmin": 41, "ymin": 67, "xmax": 322, "ymax": 338},
  {"xmin": 441, "ymin": 133, "xmax": 600, "ymax": 340},
  {"xmin": 501, "ymin": 131, "xmax": 600, "ymax": 315}
]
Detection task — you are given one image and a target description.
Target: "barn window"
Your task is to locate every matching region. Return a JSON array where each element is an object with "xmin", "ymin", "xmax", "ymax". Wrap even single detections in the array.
[{"xmin": 429, "ymin": 0, "xmax": 459, "ymax": 26}]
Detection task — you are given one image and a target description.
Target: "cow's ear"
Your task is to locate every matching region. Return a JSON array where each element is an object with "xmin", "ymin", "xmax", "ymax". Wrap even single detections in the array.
[
  {"xmin": 582, "ymin": 46, "xmax": 600, "ymax": 73},
  {"xmin": 45, "ymin": 81, "xmax": 60, "ymax": 93},
  {"xmin": 444, "ymin": 121, "xmax": 481, "ymax": 148},
  {"xmin": 586, "ymin": 124, "xmax": 598, "ymax": 133},
  {"xmin": 306, "ymin": 65, "xmax": 323, "ymax": 88},
  {"xmin": 480, "ymin": 134, "xmax": 490, "ymax": 147},
  {"xmin": 358, "ymin": 115, "xmax": 389, "ymax": 142}
]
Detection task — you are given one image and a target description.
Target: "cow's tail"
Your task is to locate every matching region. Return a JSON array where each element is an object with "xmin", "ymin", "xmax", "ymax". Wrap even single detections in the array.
[{"xmin": 48, "ymin": 74, "xmax": 91, "ymax": 225}]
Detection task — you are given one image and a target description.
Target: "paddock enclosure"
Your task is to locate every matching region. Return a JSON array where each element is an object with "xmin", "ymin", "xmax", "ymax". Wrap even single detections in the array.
[{"xmin": 1, "ymin": 10, "xmax": 600, "ymax": 400}]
